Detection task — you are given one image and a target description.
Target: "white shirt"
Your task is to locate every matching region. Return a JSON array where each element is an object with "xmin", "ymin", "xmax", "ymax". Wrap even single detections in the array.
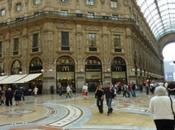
[
  {"xmin": 149, "ymin": 96, "xmax": 175, "ymax": 120},
  {"xmin": 82, "ymin": 85, "xmax": 88, "ymax": 92}
]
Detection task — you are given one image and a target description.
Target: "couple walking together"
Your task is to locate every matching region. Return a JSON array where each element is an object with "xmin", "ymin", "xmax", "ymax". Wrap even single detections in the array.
[{"xmin": 95, "ymin": 82, "xmax": 116, "ymax": 115}]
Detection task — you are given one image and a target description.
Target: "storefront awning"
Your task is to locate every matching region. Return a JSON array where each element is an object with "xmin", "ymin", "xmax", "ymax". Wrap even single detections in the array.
[
  {"xmin": 14, "ymin": 73, "xmax": 42, "ymax": 84},
  {"xmin": 0, "ymin": 76, "xmax": 8, "ymax": 81},
  {"xmin": 0, "ymin": 74, "xmax": 27, "ymax": 84}
]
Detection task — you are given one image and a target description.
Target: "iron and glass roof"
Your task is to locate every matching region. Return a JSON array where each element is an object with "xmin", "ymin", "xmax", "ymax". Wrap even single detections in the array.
[{"xmin": 137, "ymin": 0, "xmax": 175, "ymax": 40}]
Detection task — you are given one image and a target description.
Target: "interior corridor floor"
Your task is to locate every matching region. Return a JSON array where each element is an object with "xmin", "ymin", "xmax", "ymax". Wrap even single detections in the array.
[{"xmin": 0, "ymin": 92, "xmax": 156, "ymax": 130}]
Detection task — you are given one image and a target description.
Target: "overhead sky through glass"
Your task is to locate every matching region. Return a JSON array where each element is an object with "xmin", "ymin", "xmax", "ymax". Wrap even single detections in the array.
[{"xmin": 137, "ymin": 0, "xmax": 175, "ymax": 40}]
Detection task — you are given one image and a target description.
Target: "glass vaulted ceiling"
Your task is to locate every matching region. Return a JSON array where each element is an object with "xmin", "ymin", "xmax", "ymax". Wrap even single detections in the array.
[{"xmin": 137, "ymin": 0, "xmax": 175, "ymax": 40}]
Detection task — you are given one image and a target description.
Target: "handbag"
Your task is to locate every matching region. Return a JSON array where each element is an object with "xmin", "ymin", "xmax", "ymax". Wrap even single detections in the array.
[{"xmin": 169, "ymin": 96, "xmax": 175, "ymax": 120}]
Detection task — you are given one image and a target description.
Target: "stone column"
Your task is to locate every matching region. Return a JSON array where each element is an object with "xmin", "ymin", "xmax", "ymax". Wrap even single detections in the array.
[
  {"xmin": 75, "ymin": 25, "xmax": 85, "ymax": 92},
  {"xmin": 41, "ymin": 24, "xmax": 56, "ymax": 94}
]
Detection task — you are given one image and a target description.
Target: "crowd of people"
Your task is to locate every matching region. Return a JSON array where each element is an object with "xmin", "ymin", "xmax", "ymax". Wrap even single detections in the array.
[
  {"xmin": 0, "ymin": 85, "xmax": 39, "ymax": 106},
  {"xmin": 1, "ymin": 80, "xmax": 175, "ymax": 129}
]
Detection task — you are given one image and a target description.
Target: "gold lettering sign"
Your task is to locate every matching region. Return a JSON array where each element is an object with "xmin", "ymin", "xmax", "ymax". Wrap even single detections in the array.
[
  {"xmin": 112, "ymin": 72, "xmax": 126, "ymax": 78},
  {"xmin": 57, "ymin": 72, "xmax": 74, "ymax": 80},
  {"xmin": 86, "ymin": 72, "xmax": 101, "ymax": 80}
]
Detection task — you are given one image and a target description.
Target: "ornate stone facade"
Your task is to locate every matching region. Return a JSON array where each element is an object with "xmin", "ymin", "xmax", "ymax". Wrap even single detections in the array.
[{"xmin": 0, "ymin": 0, "xmax": 163, "ymax": 93}]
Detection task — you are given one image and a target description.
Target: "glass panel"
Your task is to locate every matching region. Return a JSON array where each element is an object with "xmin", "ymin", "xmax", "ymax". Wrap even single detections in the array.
[{"xmin": 137, "ymin": 0, "xmax": 175, "ymax": 39}]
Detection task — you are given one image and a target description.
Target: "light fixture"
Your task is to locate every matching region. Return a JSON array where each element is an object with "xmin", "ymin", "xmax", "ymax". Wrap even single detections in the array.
[{"xmin": 41, "ymin": 69, "xmax": 44, "ymax": 72}]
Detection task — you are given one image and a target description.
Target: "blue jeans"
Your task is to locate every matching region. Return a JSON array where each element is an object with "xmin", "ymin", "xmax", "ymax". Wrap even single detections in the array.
[{"xmin": 106, "ymin": 98, "xmax": 112, "ymax": 113}]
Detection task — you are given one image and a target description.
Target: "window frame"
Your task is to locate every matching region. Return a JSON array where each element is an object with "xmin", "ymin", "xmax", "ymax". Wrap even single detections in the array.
[
  {"xmin": 0, "ymin": 8, "xmax": 6, "ymax": 17},
  {"xmin": 16, "ymin": 2, "xmax": 22, "ymax": 12},
  {"xmin": 86, "ymin": 0, "xmax": 95, "ymax": 6},
  {"xmin": 111, "ymin": 0, "xmax": 118, "ymax": 9}
]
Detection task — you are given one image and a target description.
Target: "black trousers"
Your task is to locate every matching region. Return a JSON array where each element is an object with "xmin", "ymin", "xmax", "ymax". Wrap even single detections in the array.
[
  {"xmin": 154, "ymin": 119, "xmax": 174, "ymax": 130},
  {"xmin": 97, "ymin": 98, "xmax": 103, "ymax": 113}
]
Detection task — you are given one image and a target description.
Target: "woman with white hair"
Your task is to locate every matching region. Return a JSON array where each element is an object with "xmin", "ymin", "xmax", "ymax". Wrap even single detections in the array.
[{"xmin": 148, "ymin": 86, "xmax": 175, "ymax": 130}]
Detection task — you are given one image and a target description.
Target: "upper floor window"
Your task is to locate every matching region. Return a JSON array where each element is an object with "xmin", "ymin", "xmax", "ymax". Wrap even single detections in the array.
[
  {"xmin": 87, "ymin": 12, "xmax": 95, "ymax": 18},
  {"xmin": 33, "ymin": 0, "xmax": 42, "ymax": 5},
  {"xmin": 111, "ymin": 0, "xmax": 118, "ymax": 8},
  {"xmin": 60, "ymin": 0, "xmax": 69, "ymax": 3},
  {"xmin": 88, "ymin": 33, "xmax": 96, "ymax": 48},
  {"xmin": 60, "ymin": 10, "xmax": 68, "ymax": 16},
  {"xmin": 32, "ymin": 33, "xmax": 39, "ymax": 52},
  {"xmin": 16, "ymin": 2, "xmax": 22, "ymax": 12},
  {"xmin": 13, "ymin": 38, "xmax": 19, "ymax": 55},
  {"xmin": 86, "ymin": 0, "xmax": 95, "ymax": 6},
  {"xmin": 0, "ymin": 9, "xmax": 6, "ymax": 16},
  {"xmin": 114, "ymin": 34, "xmax": 121, "ymax": 48},
  {"xmin": 0, "ymin": 41, "xmax": 2, "ymax": 57},
  {"xmin": 61, "ymin": 31, "xmax": 69, "ymax": 51}
]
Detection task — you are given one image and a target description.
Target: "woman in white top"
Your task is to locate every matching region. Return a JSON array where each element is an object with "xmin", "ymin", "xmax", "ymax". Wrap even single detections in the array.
[{"xmin": 148, "ymin": 86, "xmax": 175, "ymax": 130}]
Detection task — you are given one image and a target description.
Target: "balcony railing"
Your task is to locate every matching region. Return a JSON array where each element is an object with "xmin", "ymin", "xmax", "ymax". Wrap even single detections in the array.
[
  {"xmin": 32, "ymin": 47, "xmax": 39, "ymax": 52},
  {"xmin": 61, "ymin": 46, "xmax": 70, "ymax": 51},
  {"xmin": 89, "ymin": 47, "xmax": 97, "ymax": 51},
  {"xmin": 13, "ymin": 51, "xmax": 19, "ymax": 55},
  {"xmin": 0, "ymin": 11, "xmax": 133, "ymax": 28},
  {"xmin": 114, "ymin": 48, "xmax": 122, "ymax": 52}
]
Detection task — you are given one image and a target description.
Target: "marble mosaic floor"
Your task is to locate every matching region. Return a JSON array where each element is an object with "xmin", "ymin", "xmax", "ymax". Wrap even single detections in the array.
[{"xmin": 0, "ymin": 92, "xmax": 156, "ymax": 130}]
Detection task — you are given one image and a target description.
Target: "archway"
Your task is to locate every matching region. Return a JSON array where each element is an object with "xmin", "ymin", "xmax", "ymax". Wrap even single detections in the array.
[
  {"xmin": 111, "ymin": 57, "xmax": 127, "ymax": 84},
  {"xmin": 85, "ymin": 56, "xmax": 102, "ymax": 92},
  {"xmin": 29, "ymin": 57, "xmax": 43, "ymax": 94},
  {"xmin": 29, "ymin": 57, "xmax": 43, "ymax": 74},
  {"xmin": 162, "ymin": 43, "xmax": 175, "ymax": 81},
  {"xmin": 11, "ymin": 60, "xmax": 22, "ymax": 74},
  {"xmin": 56, "ymin": 56, "xmax": 75, "ymax": 93}
]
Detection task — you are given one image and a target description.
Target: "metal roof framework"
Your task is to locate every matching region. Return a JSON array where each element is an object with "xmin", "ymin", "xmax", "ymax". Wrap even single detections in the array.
[{"xmin": 137, "ymin": 0, "xmax": 175, "ymax": 40}]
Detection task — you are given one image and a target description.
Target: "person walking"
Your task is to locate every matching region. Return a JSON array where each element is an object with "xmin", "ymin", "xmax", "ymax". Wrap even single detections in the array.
[
  {"xmin": 5, "ymin": 87, "xmax": 14, "ymax": 106},
  {"xmin": 95, "ymin": 84, "xmax": 104, "ymax": 113},
  {"xmin": 167, "ymin": 81, "xmax": 175, "ymax": 98},
  {"xmin": 104, "ymin": 82, "xmax": 115, "ymax": 116},
  {"xmin": 14, "ymin": 87, "xmax": 22, "ymax": 106},
  {"xmin": 82, "ymin": 83, "xmax": 88, "ymax": 99},
  {"xmin": 66, "ymin": 84, "xmax": 72, "ymax": 98},
  {"xmin": 33, "ymin": 86, "xmax": 38, "ymax": 96},
  {"xmin": 148, "ymin": 86, "xmax": 175, "ymax": 130}
]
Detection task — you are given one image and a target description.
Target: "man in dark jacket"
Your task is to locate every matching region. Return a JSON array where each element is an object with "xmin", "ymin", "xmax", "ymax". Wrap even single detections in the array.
[
  {"xmin": 104, "ymin": 82, "xmax": 115, "ymax": 115},
  {"xmin": 5, "ymin": 87, "xmax": 13, "ymax": 106}
]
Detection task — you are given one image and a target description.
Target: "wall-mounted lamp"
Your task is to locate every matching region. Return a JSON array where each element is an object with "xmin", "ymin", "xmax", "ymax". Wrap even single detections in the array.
[
  {"xmin": 107, "ymin": 68, "xmax": 110, "ymax": 72},
  {"xmin": 131, "ymin": 68, "xmax": 135, "ymax": 72},
  {"xmin": 1, "ymin": 72, "xmax": 5, "ymax": 76},
  {"xmin": 41, "ymin": 69, "xmax": 44, "ymax": 72},
  {"xmin": 80, "ymin": 68, "xmax": 84, "ymax": 72},
  {"xmin": 48, "ymin": 68, "xmax": 53, "ymax": 72}
]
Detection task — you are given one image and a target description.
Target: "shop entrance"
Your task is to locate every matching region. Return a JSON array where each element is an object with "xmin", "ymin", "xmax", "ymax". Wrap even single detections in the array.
[
  {"xmin": 85, "ymin": 56, "xmax": 102, "ymax": 92},
  {"xmin": 111, "ymin": 57, "xmax": 127, "ymax": 84},
  {"xmin": 56, "ymin": 56, "xmax": 75, "ymax": 93}
]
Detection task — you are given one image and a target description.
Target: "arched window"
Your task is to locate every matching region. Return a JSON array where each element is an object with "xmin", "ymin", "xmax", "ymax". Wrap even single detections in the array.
[
  {"xmin": 85, "ymin": 56, "xmax": 102, "ymax": 91},
  {"xmin": 111, "ymin": 57, "xmax": 127, "ymax": 84},
  {"xmin": 29, "ymin": 57, "xmax": 42, "ymax": 73},
  {"xmin": 56, "ymin": 56, "xmax": 75, "ymax": 92},
  {"xmin": 11, "ymin": 60, "xmax": 22, "ymax": 74}
]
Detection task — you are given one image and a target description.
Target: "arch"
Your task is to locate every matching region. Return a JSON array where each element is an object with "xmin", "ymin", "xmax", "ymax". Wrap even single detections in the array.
[
  {"xmin": 56, "ymin": 56, "xmax": 75, "ymax": 93},
  {"xmin": 111, "ymin": 57, "xmax": 127, "ymax": 84},
  {"xmin": 11, "ymin": 60, "xmax": 22, "ymax": 74},
  {"xmin": 85, "ymin": 56, "xmax": 102, "ymax": 92},
  {"xmin": 29, "ymin": 57, "xmax": 43, "ymax": 73},
  {"xmin": 159, "ymin": 33, "xmax": 175, "ymax": 52}
]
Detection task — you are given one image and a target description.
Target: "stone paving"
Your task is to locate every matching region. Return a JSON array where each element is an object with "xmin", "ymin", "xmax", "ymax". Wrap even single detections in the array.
[{"xmin": 0, "ymin": 92, "xmax": 156, "ymax": 130}]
